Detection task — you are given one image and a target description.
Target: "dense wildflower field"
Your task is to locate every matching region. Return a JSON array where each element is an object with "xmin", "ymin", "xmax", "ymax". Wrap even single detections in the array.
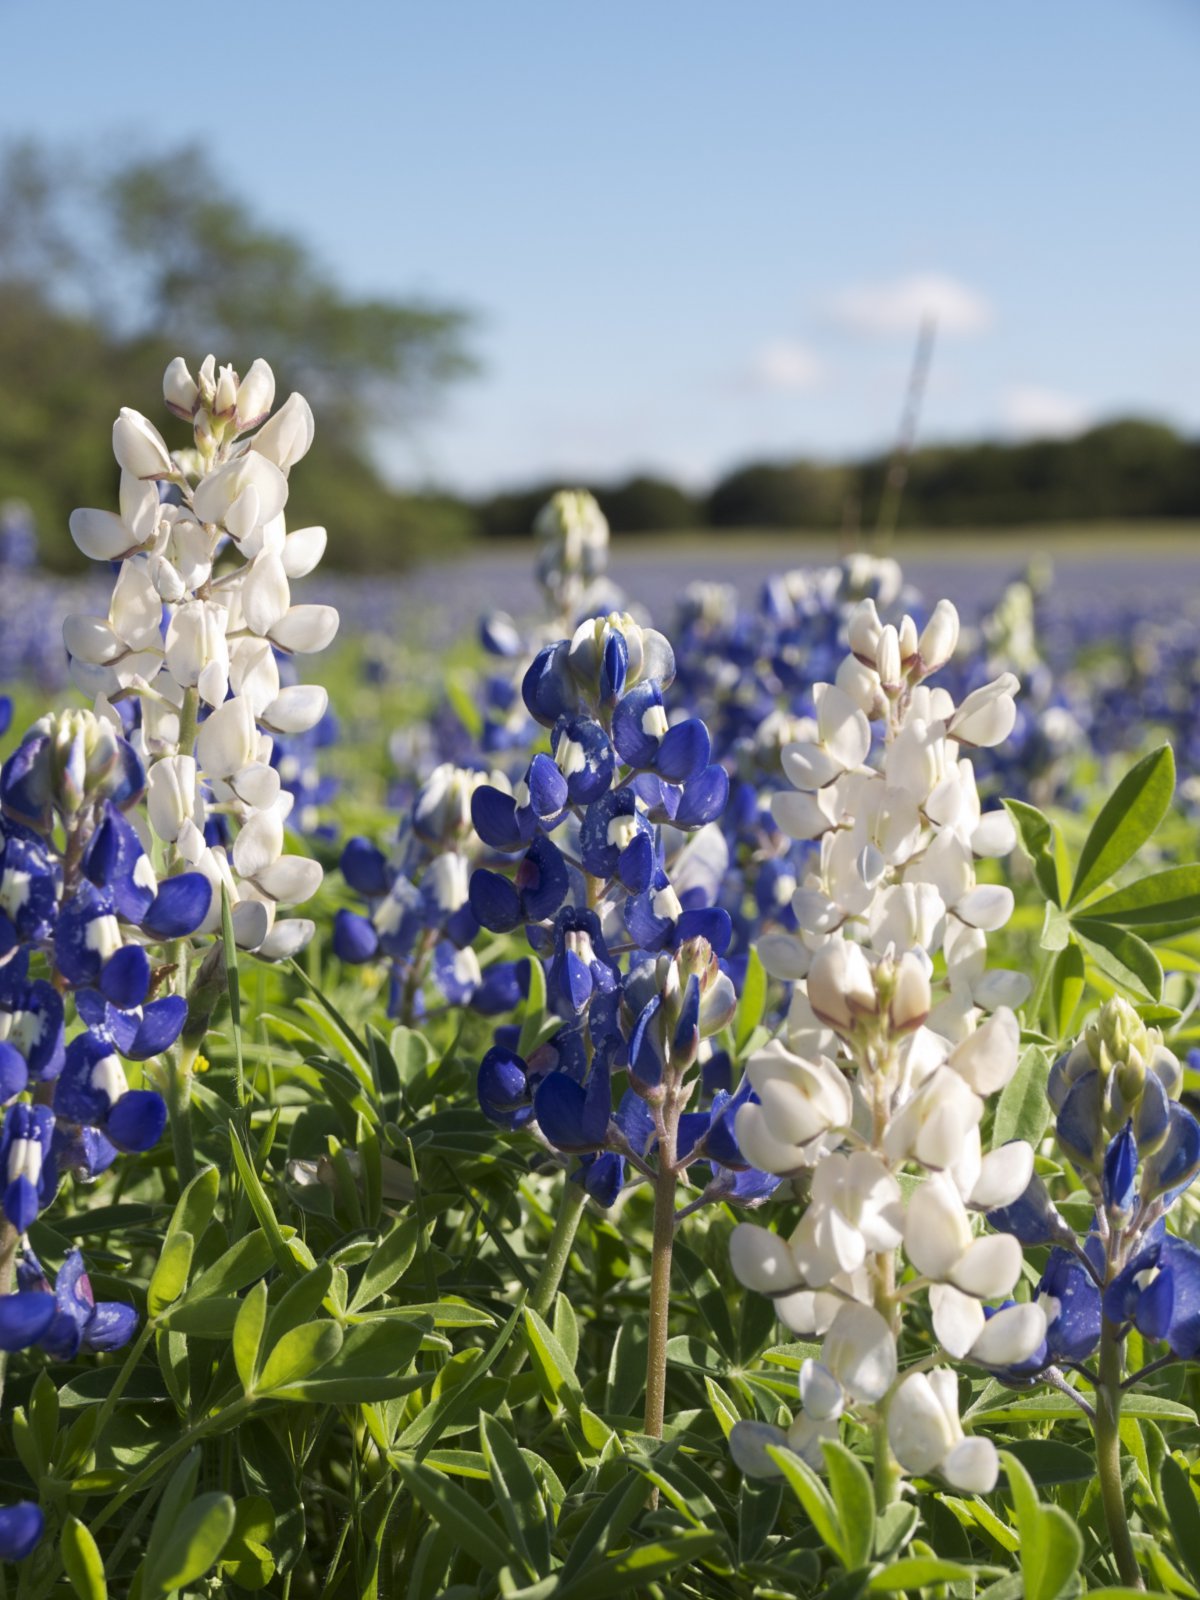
[{"xmin": 1, "ymin": 361, "xmax": 1200, "ymax": 1600}]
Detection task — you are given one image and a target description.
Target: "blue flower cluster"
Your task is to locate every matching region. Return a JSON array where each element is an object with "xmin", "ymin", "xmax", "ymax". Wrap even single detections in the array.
[
  {"xmin": 986, "ymin": 998, "xmax": 1200, "ymax": 1382},
  {"xmin": 0, "ymin": 710, "xmax": 212, "ymax": 1559},
  {"xmin": 465, "ymin": 611, "xmax": 780, "ymax": 1211}
]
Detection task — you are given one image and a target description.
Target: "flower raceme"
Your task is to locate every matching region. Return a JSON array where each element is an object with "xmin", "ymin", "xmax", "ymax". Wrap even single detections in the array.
[
  {"xmin": 727, "ymin": 595, "xmax": 1040, "ymax": 1495},
  {"xmin": 63, "ymin": 355, "xmax": 338, "ymax": 960}
]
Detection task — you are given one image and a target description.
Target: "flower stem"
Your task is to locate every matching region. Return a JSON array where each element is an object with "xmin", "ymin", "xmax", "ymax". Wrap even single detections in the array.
[
  {"xmin": 1095, "ymin": 1317, "xmax": 1142, "ymax": 1590},
  {"xmin": 165, "ymin": 1035, "xmax": 199, "ymax": 1187},
  {"xmin": 497, "ymin": 1176, "xmax": 587, "ymax": 1379},
  {"xmin": 643, "ymin": 1147, "xmax": 677, "ymax": 1441},
  {"xmin": 0, "ymin": 1223, "xmax": 18, "ymax": 1416},
  {"xmin": 872, "ymin": 1249, "xmax": 900, "ymax": 1510}
]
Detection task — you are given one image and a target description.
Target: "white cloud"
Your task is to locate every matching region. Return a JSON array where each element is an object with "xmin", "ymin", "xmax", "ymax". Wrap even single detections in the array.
[
  {"xmin": 1000, "ymin": 385, "xmax": 1091, "ymax": 438},
  {"xmin": 745, "ymin": 340, "xmax": 824, "ymax": 391},
  {"xmin": 829, "ymin": 273, "xmax": 993, "ymax": 336}
]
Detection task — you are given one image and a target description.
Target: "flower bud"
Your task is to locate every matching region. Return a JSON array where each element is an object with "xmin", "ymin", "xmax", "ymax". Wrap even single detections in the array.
[
  {"xmin": 236, "ymin": 358, "xmax": 276, "ymax": 428},
  {"xmin": 806, "ymin": 939, "xmax": 876, "ymax": 1032},
  {"xmin": 918, "ymin": 599, "xmax": 960, "ymax": 673},
  {"xmin": 876, "ymin": 624, "xmax": 902, "ymax": 690},
  {"xmin": 163, "ymin": 357, "xmax": 198, "ymax": 420},
  {"xmin": 112, "ymin": 409, "xmax": 172, "ymax": 479},
  {"xmin": 846, "ymin": 599, "xmax": 883, "ymax": 664},
  {"xmin": 251, "ymin": 393, "xmax": 315, "ymax": 472},
  {"xmin": 213, "ymin": 363, "xmax": 239, "ymax": 417}
]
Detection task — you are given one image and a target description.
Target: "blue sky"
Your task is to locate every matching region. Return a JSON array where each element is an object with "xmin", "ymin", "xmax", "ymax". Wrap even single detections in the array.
[{"xmin": 2, "ymin": 0, "xmax": 1196, "ymax": 491}]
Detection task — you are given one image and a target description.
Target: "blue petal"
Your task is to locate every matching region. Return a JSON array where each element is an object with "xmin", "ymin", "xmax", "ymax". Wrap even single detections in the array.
[
  {"xmin": 0, "ymin": 1044, "xmax": 27, "ymax": 1103},
  {"xmin": 142, "ymin": 873, "xmax": 212, "ymax": 939},
  {"xmin": 1158, "ymin": 1236, "xmax": 1200, "ymax": 1357},
  {"xmin": 470, "ymin": 786, "xmax": 523, "ymax": 852},
  {"xmin": 534, "ymin": 1072, "xmax": 592, "ymax": 1151},
  {"xmin": 469, "ymin": 870, "xmax": 522, "ymax": 934},
  {"xmin": 553, "ymin": 716, "xmax": 614, "ymax": 804},
  {"xmin": 471, "ymin": 960, "xmax": 527, "ymax": 1016},
  {"xmin": 612, "ymin": 1088, "xmax": 655, "ymax": 1157},
  {"xmin": 333, "ymin": 909, "xmax": 379, "ymax": 963},
  {"xmin": 656, "ymin": 719, "xmax": 711, "ymax": 783},
  {"xmin": 0, "ymin": 1502, "xmax": 43, "ymax": 1562},
  {"xmin": 611, "ymin": 682, "xmax": 664, "ymax": 768},
  {"xmin": 526, "ymin": 754, "xmax": 568, "ymax": 820},
  {"xmin": 986, "ymin": 1174, "xmax": 1066, "ymax": 1245},
  {"xmin": 1144, "ymin": 1105, "xmax": 1200, "ymax": 1203},
  {"xmin": 617, "ymin": 832, "xmax": 654, "ymax": 894},
  {"xmin": 676, "ymin": 907, "xmax": 732, "ymax": 955},
  {"xmin": 0, "ymin": 1292, "xmax": 56, "ymax": 1352},
  {"xmin": 1102, "ymin": 1122, "xmax": 1137, "ymax": 1212},
  {"xmin": 629, "ymin": 996, "xmax": 664, "ymax": 1089},
  {"xmin": 675, "ymin": 764, "xmax": 730, "ymax": 827},
  {"xmin": 518, "ymin": 837, "xmax": 569, "ymax": 923},
  {"xmin": 82, "ymin": 1301, "xmax": 139, "ymax": 1353},
  {"xmin": 106, "ymin": 1090, "xmax": 167, "ymax": 1153},
  {"xmin": 522, "ymin": 641, "xmax": 578, "ymax": 726},
  {"xmin": 1055, "ymin": 1068, "xmax": 1104, "ymax": 1172},
  {"xmin": 99, "ymin": 944, "xmax": 151, "ymax": 1009},
  {"xmin": 1039, "ymin": 1248, "xmax": 1102, "ymax": 1362},
  {"xmin": 128, "ymin": 996, "xmax": 188, "ymax": 1059},
  {"xmin": 576, "ymin": 1151, "xmax": 623, "ymax": 1207},
  {"xmin": 599, "ymin": 630, "xmax": 629, "ymax": 704},
  {"xmin": 341, "ymin": 836, "xmax": 390, "ymax": 897}
]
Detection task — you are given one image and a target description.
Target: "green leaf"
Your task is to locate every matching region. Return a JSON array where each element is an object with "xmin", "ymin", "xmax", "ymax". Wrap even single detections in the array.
[
  {"xmin": 61, "ymin": 1516, "xmax": 107, "ymax": 1600},
  {"xmin": 480, "ymin": 1414, "xmax": 550, "ymax": 1578},
  {"xmin": 218, "ymin": 1495, "xmax": 276, "ymax": 1591},
  {"xmin": 822, "ymin": 1440, "xmax": 874, "ymax": 1569},
  {"xmin": 348, "ymin": 1217, "xmax": 420, "ymax": 1312},
  {"xmin": 184, "ymin": 1230, "xmax": 275, "ymax": 1302},
  {"xmin": 1005, "ymin": 798, "xmax": 1064, "ymax": 906},
  {"xmin": 605, "ymin": 1319, "xmax": 648, "ymax": 1417},
  {"xmin": 1161, "ymin": 1456, "xmax": 1200, "ymax": 1592},
  {"xmin": 234, "ymin": 1280, "xmax": 268, "ymax": 1394},
  {"xmin": 1003, "ymin": 1438, "xmax": 1096, "ymax": 1485},
  {"xmin": 556, "ymin": 1472, "xmax": 649, "ymax": 1587},
  {"xmin": 518, "ymin": 955, "xmax": 548, "ymax": 1058},
  {"xmin": 229, "ymin": 1129, "xmax": 305, "ymax": 1283},
  {"xmin": 165, "ymin": 1166, "xmax": 220, "ymax": 1251},
  {"xmin": 558, "ymin": 1532, "xmax": 723, "ymax": 1600},
  {"xmin": 147, "ymin": 1229, "xmax": 193, "ymax": 1317},
  {"xmin": 1001, "ymin": 1450, "xmax": 1083, "ymax": 1600},
  {"xmin": 523, "ymin": 1305, "xmax": 583, "ymax": 1412},
  {"xmin": 735, "ymin": 946, "xmax": 767, "ymax": 1055},
  {"xmin": 868, "ymin": 1558, "xmax": 976, "ymax": 1591},
  {"xmin": 1074, "ymin": 918, "xmax": 1163, "ymax": 1001},
  {"xmin": 256, "ymin": 1321, "xmax": 343, "ymax": 1395},
  {"xmin": 1086, "ymin": 864, "xmax": 1200, "ymax": 930},
  {"xmin": 993, "ymin": 1045, "xmax": 1051, "ymax": 1148},
  {"xmin": 143, "ymin": 1492, "xmax": 236, "ymax": 1596},
  {"xmin": 973, "ymin": 1392, "xmax": 1195, "ymax": 1424},
  {"xmin": 767, "ymin": 1444, "xmax": 845, "ymax": 1564},
  {"xmin": 1069, "ymin": 744, "xmax": 1175, "ymax": 908},
  {"xmin": 1048, "ymin": 941, "xmax": 1085, "ymax": 1042},
  {"xmin": 393, "ymin": 1460, "xmax": 513, "ymax": 1573}
]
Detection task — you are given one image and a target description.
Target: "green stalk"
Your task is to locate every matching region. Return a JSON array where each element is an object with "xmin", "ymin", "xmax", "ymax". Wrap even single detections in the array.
[
  {"xmin": 872, "ymin": 1249, "xmax": 900, "ymax": 1511},
  {"xmin": 643, "ymin": 1135, "xmax": 678, "ymax": 1441},
  {"xmin": 0, "ymin": 1223, "xmax": 18, "ymax": 1416},
  {"xmin": 497, "ymin": 1177, "xmax": 587, "ymax": 1379},
  {"xmin": 1095, "ymin": 1318, "xmax": 1142, "ymax": 1589},
  {"xmin": 163, "ymin": 685, "xmax": 202, "ymax": 1185}
]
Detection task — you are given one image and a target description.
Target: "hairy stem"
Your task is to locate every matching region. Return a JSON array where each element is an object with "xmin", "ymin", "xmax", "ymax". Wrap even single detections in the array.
[
  {"xmin": 872, "ymin": 1249, "xmax": 900, "ymax": 1511},
  {"xmin": 497, "ymin": 1177, "xmax": 587, "ymax": 1380},
  {"xmin": 1095, "ymin": 1318, "xmax": 1142, "ymax": 1589},
  {"xmin": 644, "ymin": 1139, "xmax": 678, "ymax": 1441}
]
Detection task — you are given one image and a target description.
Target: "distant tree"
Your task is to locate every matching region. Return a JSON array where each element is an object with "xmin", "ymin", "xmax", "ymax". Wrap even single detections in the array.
[
  {"xmin": 708, "ymin": 461, "xmax": 852, "ymax": 528},
  {"xmin": 599, "ymin": 475, "xmax": 700, "ymax": 532},
  {"xmin": 0, "ymin": 139, "xmax": 476, "ymax": 568}
]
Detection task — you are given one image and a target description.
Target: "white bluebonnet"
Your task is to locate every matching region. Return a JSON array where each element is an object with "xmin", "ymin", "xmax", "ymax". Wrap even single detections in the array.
[
  {"xmin": 63, "ymin": 355, "xmax": 338, "ymax": 960},
  {"xmin": 727, "ymin": 593, "xmax": 1042, "ymax": 1494}
]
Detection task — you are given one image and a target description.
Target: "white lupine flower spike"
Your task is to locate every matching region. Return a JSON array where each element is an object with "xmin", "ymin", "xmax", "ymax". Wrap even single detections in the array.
[
  {"xmin": 726, "ymin": 584, "xmax": 1034, "ymax": 1505},
  {"xmin": 63, "ymin": 357, "xmax": 339, "ymax": 959}
]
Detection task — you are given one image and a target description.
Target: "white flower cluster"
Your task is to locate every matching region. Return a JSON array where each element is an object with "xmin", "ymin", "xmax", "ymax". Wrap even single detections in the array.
[
  {"xmin": 728, "ymin": 595, "xmax": 1042, "ymax": 1494},
  {"xmin": 63, "ymin": 356, "xmax": 338, "ymax": 959}
]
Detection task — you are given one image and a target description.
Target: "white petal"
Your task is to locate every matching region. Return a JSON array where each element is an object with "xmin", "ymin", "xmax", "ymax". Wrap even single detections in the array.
[
  {"xmin": 969, "ymin": 1301, "xmax": 1048, "ymax": 1367},
  {"xmin": 253, "ymin": 855, "xmax": 323, "ymax": 904},
  {"xmin": 233, "ymin": 810, "xmax": 284, "ymax": 879},
  {"xmin": 729, "ymin": 1421, "xmax": 788, "ymax": 1479},
  {"xmin": 970, "ymin": 1142, "xmax": 1035, "ymax": 1210},
  {"xmin": 799, "ymin": 1358, "xmax": 844, "ymax": 1421},
  {"xmin": 280, "ymin": 525, "xmax": 327, "ymax": 578},
  {"xmin": 942, "ymin": 1436, "xmax": 998, "ymax": 1493},
  {"xmin": 270, "ymin": 604, "xmax": 339, "ymax": 654},
  {"xmin": 70, "ymin": 508, "xmax": 139, "ymax": 561},
  {"xmin": 256, "ymin": 917, "xmax": 315, "ymax": 961},
  {"xmin": 241, "ymin": 553, "xmax": 291, "ymax": 636},
  {"xmin": 950, "ymin": 1233, "xmax": 1023, "ymax": 1299},
  {"xmin": 261, "ymin": 685, "xmax": 329, "ymax": 735},
  {"xmin": 930, "ymin": 1283, "xmax": 986, "ymax": 1359},
  {"xmin": 729, "ymin": 1223, "xmax": 802, "ymax": 1294},
  {"xmin": 821, "ymin": 1302, "xmax": 896, "ymax": 1404}
]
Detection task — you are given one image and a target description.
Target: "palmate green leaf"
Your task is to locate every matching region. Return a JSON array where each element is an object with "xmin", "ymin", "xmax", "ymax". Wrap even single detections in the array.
[
  {"xmin": 1160, "ymin": 1457, "xmax": 1200, "ymax": 1591},
  {"xmin": 1085, "ymin": 864, "xmax": 1200, "ymax": 930},
  {"xmin": 1074, "ymin": 917, "xmax": 1163, "ymax": 1001},
  {"xmin": 480, "ymin": 1413, "xmax": 551, "ymax": 1578},
  {"xmin": 735, "ymin": 946, "xmax": 767, "ymax": 1055},
  {"xmin": 1001, "ymin": 1449, "xmax": 1082, "ymax": 1600},
  {"xmin": 393, "ymin": 1460, "xmax": 514, "ymax": 1574},
  {"xmin": 60, "ymin": 1515, "xmax": 106, "ymax": 1600},
  {"xmin": 822, "ymin": 1440, "xmax": 874, "ymax": 1570},
  {"xmin": 992, "ymin": 1045, "xmax": 1051, "ymax": 1148},
  {"xmin": 767, "ymin": 1444, "xmax": 846, "ymax": 1563},
  {"xmin": 397, "ymin": 1300, "xmax": 523, "ymax": 1458},
  {"xmin": 1069, "ymin": 743, "xmax": 1174, "ymax": 908},
  {"xmin": 1004, "ymin": 798, "xmax": 1065, "ymax": 906}
]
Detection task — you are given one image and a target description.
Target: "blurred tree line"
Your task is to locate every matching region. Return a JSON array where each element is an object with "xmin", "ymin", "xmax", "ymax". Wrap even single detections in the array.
[
  {"xmin": 475, "ymin": 420, "xmax": 1200, "ymax": 540},
  {"xmin": 0, "ymin": 140, "xmax": 476, "ymax": 570}
]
